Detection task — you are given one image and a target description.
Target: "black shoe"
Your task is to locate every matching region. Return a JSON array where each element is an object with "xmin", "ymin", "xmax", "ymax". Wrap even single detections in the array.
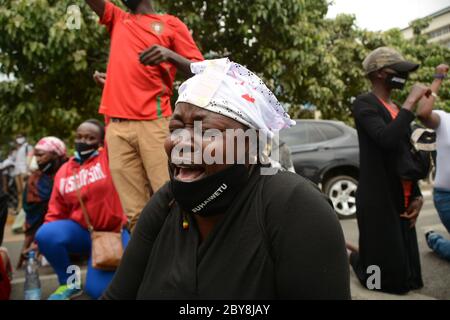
[{"xmin": 425, "ymin": 230, "xmax": 436, "ymax": 241}]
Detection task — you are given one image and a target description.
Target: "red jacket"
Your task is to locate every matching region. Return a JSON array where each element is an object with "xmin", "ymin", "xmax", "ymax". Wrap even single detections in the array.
[{"xmin": 45, "ymin": 148, "xmax": 127, "ymax": 231}]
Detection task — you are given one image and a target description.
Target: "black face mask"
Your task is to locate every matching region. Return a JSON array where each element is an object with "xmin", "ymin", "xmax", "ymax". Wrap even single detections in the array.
[
  {"xmin": 121, "ymin": 0, "xmax": 142, "ymax": 11},
  {"xmin": 38, "ymin": 158, "xmax": 62, "ymax": 175},
  {"xmin": 385, "ymin": 72, "xmax": 408, "ymax": 90},
  {"xmin": 75, "ymin": 142, "xmax": 99, "ymax": 163},
  {"xmin": 171, "ymin": 164, "xmax": 249, "ymax": 217}
]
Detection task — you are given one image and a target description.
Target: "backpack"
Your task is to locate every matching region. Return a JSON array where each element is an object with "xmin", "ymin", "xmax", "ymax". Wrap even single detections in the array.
[{"xmin": 396, "ymin": 123, "xmax": 436, "ymax": 181}]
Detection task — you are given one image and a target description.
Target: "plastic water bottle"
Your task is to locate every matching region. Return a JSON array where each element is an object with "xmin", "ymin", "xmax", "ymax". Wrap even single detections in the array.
[{"xmin": 24, "ymin": 250, "xmax": 41, "ymax": 300}]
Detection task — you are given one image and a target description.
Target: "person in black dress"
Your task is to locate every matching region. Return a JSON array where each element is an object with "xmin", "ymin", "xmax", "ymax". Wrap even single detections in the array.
[{"xmin": 349, "ymin": 47, "xmax": 431, "ymax": 294}]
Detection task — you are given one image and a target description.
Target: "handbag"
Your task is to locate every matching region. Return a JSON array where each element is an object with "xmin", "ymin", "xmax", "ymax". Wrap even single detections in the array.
[
  {"xmin": 396, "ymin": 123, "xmax": 436, "ymax": 181},
  {"xmin": 74, "ymin": 171, "xmax": 123, "ymax": 271}
]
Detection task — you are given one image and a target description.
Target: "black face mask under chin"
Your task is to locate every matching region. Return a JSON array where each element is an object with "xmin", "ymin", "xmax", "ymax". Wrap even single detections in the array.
[
  {"xmin": 75, "ymin": 142, "xmax": 99, "ymax": 163},
  {"xmin": 38, "ymin": 158, "xmax": 62, "ymax": 175},
  {"xmin": 170, "ymin": 164, "xmax": 250, "ymax": 217},
  {"xmin": 385, "ymin": 73, "xmax": 408, "ymax": 90}
]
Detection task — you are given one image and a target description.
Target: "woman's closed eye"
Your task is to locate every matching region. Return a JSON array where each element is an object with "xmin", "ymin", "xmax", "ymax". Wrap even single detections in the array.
[{"xmin": 169, "ymin": 120, "xmax": 185, "ymax": 132}]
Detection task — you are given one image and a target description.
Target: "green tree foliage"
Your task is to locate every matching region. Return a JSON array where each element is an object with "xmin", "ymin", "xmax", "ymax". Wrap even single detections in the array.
[
  {"xmin": 304, "ymin": 14, "xmax": 449, "ymax": 121},
  {"xmin": 383, "ymin": 21, "xmax": 450, "ymax": 112},
  {"xmin": 161, "ymin": 2, "xmax": 449, "ymax": 120},
  {"xmin": 0, "ymin": 0, "xmax": 449, "ymax": 147},
  {"xmin": 0, "ymin": 0, "xmax": 109, "ymax": 146},
  {"xmin": 161, "ymin": 0, "xmax": 351, "ymax": 120}
]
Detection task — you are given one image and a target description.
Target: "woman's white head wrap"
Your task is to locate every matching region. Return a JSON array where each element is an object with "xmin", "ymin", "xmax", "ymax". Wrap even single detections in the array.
[{"xmin": 176, "ymin": 58, "xmax": 295, "ymax": 138}]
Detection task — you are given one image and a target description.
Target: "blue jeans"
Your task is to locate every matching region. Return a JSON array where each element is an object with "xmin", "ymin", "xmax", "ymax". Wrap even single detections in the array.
[
  {"xmin": 427, "ymin": 189, "xmax": 450, "ymax": 261},
  {"xmin": 35, "ymin": 220, "xmax": 130, "ymax": 299}
]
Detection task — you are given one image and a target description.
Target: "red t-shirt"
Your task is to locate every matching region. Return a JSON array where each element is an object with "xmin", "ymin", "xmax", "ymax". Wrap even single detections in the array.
[
  {"xmin": 45, "ymin": 148, "xmax": 127, "ymax": 231},
  {"xmin": 99, "ymin": 1, "xmax": 204, "ymax": 120}
]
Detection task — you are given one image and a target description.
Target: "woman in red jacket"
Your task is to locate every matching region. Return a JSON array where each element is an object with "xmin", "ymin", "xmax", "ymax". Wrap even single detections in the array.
[{"xmin": 35, "ymin": 119, "xmax": 129, "ymax": 300}]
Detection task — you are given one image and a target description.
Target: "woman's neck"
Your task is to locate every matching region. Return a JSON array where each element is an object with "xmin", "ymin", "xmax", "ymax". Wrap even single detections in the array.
[
  {"xmin": 134, "ymin": 2, "xmax": 156, "ymax": 15},
  {"xmin": 193, "ymin": 214, "xmax": 225, "ymax": 243},
  {"xmin": 371, "ymin": 84, "xmax": 392, "ymax": 104}
]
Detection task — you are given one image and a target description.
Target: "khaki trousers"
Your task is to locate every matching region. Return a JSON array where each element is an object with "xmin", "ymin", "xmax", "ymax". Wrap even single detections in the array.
[
  {"xmin": 106, "ymin": 118, "xmax": 170, "ymax": 230},
  {"xmin": 15, "ymin": 174, "xmax": 26, "ymax": 213}
]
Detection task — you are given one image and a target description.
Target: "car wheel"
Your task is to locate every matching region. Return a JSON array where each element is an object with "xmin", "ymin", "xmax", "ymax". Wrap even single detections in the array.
[{"xmin": 323, "ymin": 175, "xmax": 357, "ymax": 219}]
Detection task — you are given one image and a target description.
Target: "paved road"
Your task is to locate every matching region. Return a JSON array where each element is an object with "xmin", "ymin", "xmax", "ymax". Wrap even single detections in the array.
[
  {"xmin": 3, "ymin": 187, "xmax": 449, "ymax": 300},
  {"xmin": 342, "ymin": 188, "xmax": 450, "ymax": 300},
  {"xmin": 2, "ymin": 214, "xmax": 91, "ymax": 300}
]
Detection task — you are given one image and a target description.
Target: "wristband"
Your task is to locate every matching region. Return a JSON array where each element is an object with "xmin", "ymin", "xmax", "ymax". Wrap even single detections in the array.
[{"xmin": 434, "ymin": 74, "xmax": 447, "ymax": 80}]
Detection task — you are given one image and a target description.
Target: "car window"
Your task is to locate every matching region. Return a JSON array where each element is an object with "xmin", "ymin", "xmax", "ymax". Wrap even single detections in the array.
[
  {"xmin": 315, "ymin": 123, "xmax": 343, "ymax": 140},
  {"xmin": 280, "ymin": 122, "xmax": 344, "ymax": 146},
  {"xmin": 307, "ymin": 125, "xmax": 327, "ymax": 143},
  {"xmin": 280, "ymin": 123, "xmax": 310, "ymax": 146}
]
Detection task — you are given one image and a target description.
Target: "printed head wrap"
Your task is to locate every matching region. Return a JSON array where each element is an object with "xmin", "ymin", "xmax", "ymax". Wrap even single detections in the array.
[
  {"xmin": 35, "ymin": 136, "xmax": 67, "ymax": 157},
  {"xmin": 176, "ymin": 58, "xmax": 295, "ymax": 138}
]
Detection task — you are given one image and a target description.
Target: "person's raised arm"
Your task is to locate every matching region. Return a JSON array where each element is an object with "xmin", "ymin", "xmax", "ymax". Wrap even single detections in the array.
[
  {"xmin": 401, "ymin": 83, "xmax": 432, "ymax": 113},
  {"xmin": 85, "ymin": 0, "xmax": 106, "ymax": 18},
  {"xmin": 416, "ymin": 64, "xmax": 449, "ymax": 130},
  {"xmin": 139, "ymin": 45, "xmax": 195, "ymax": 76},
  {"xmin": 139, "ymin": 17, "xmax": 203, "ymax": 76},
  {"xmin": 353, "ymin": 83, "xmax": 430, "ymax": 150},
  {"xmin": 93, "ymin": 70, "xmax": 106, "ymax": 87}
]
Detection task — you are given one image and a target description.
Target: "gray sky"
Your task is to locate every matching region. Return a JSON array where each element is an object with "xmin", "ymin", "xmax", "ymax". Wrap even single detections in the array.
[{"xmin": 326, "ymin": 0, "xmax": 450, "ymax": 31}]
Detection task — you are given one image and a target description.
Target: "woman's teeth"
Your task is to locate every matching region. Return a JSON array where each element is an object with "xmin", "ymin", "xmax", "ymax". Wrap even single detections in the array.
[{"xmin": 176, "ymin": 167, "xmax": 205, "ymax": 182}]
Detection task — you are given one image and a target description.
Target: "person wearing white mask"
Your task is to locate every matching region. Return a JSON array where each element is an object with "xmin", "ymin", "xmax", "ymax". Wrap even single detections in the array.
[
  {"xmin": 103, "ymin": 59, "xmax": 350, "ymax": 300},
  {"xmin": 13, "ymin": 134, "xmax": 33, "ymax": 215}
]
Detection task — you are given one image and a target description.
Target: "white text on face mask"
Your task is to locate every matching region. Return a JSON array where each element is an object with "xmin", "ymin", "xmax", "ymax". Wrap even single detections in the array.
[{"xmin": 192, "ymin": 183, "xmax": 228, "ymax": 213}]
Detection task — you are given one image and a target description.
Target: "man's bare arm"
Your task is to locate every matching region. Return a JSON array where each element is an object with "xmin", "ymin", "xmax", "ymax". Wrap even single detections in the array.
[
  {"xmin": 416, "ymin": 64, "xmax": 448, "ymax": 130},
  {"xmin": 139, "ymin": 45, "xmax": 194, "ymax": 76},
  {"xmin": 416, "ymin": 80, "xmax": 441, "ymax": 130},
  {"xmin": 86, "ymin": 0, "xmax": 106, "ymax": 18}
]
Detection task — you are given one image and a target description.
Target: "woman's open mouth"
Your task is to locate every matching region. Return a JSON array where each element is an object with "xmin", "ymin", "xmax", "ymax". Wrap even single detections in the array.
[{"xmin": 173, "ymin": 164, "xmax": 206, "ymax": 182}]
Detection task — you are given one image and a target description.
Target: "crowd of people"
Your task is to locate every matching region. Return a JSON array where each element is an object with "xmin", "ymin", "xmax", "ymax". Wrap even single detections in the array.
[{"xmin": 0, "ymin": 0, "xmax": 448, "ymax": 300}]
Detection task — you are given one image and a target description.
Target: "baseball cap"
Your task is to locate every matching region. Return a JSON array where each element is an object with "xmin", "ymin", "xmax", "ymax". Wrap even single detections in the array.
[{"xmin": 362, "ymin": 47, "xmax": 419, "ymax": 75}]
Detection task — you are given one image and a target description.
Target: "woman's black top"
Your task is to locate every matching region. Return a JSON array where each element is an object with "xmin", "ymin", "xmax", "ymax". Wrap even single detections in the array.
[{"xmin": 103, "ymin": 169, "xmax": 350, "ymax": 299}]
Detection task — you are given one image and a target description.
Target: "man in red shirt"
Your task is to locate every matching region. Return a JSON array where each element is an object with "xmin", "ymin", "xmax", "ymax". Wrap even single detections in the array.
[{"xmin": 85, "ymin": 0, "xmax": 203, "ymax": 229}]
